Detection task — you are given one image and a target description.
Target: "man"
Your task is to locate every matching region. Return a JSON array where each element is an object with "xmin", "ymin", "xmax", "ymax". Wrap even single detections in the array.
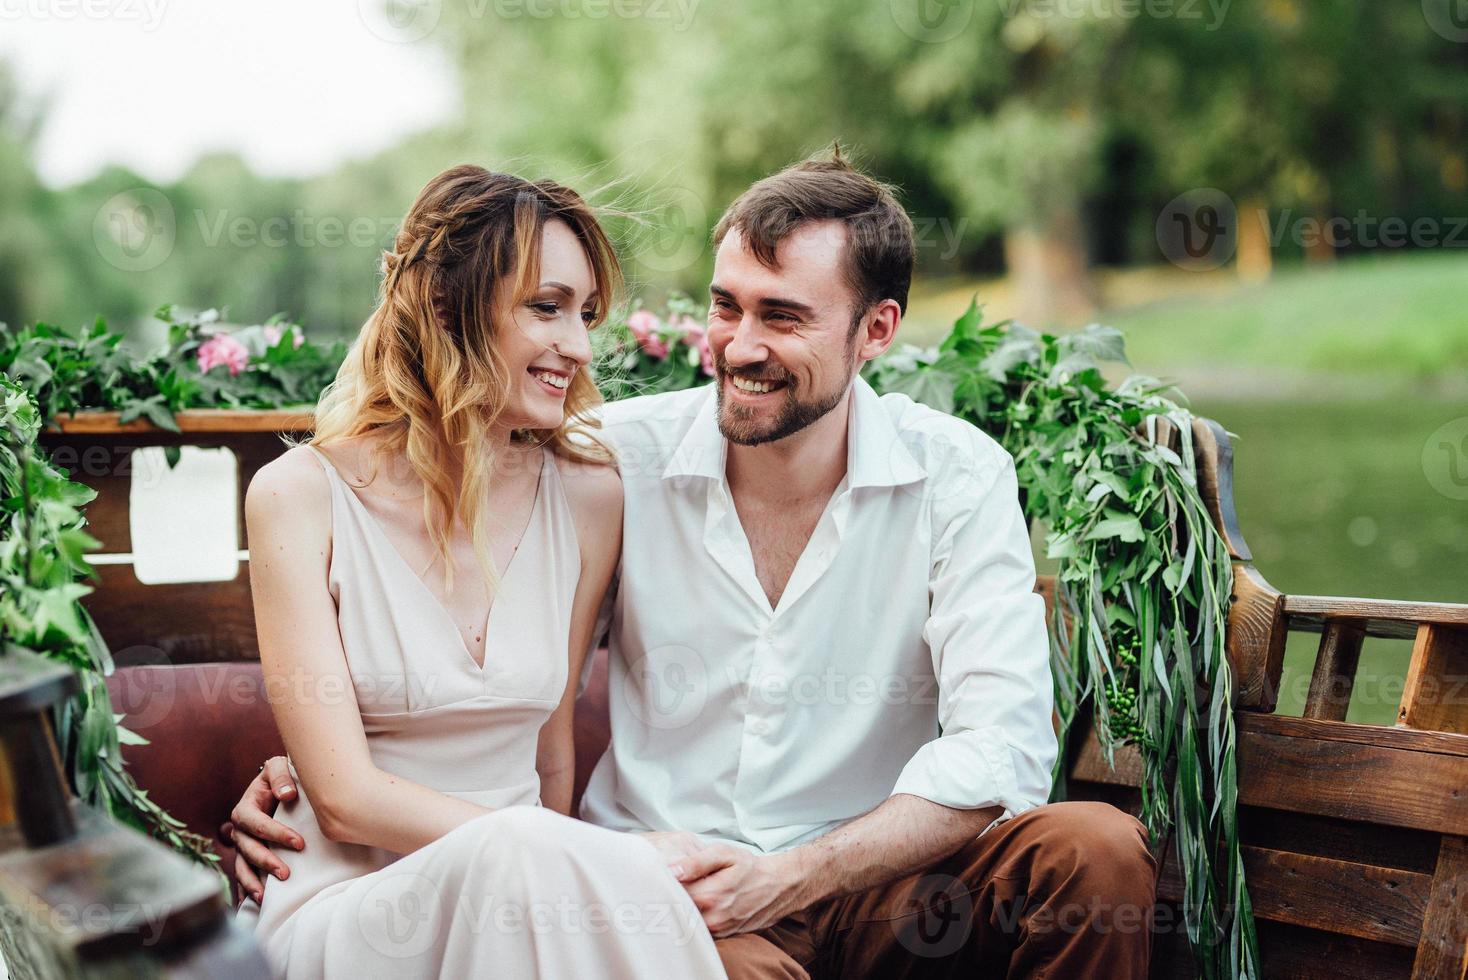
[{"xmin": 230, "ymin": 151, "xmax": 1156, "ymax": 978}]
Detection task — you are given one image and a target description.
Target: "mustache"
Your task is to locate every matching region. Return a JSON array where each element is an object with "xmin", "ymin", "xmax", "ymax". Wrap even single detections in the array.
[{"xmin": 717, "ymin": 356, "xmax": 792, "ymax": 384}]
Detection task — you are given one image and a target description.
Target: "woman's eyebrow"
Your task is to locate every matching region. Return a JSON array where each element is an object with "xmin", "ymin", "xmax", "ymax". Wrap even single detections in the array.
[{"xmin": 538, "ymin": 280, "xmax": 575, "ymax": 297}]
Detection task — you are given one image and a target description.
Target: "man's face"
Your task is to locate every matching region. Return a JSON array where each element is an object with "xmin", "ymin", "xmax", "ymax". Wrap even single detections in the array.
[{"xmin": 707, "ymin": 222, "xmax": 863, "ymax": 447}]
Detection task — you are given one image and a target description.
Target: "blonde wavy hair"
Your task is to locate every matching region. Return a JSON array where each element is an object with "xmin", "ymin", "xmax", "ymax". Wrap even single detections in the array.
[{"xmin": 312, "ymin": 165, "xmax": 619, "ymax": 591}]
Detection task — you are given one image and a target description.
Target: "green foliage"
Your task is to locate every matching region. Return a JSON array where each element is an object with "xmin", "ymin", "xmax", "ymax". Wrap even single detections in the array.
[
  {"xmin": 865, "ymin": 301, "xmax": 1259, "ymax": 979},
  {"xmin": 0, "ymin": 378, "xmax": 219, "ymax": 872},
  {"xmin": 0, "ymin": 307, "xmax": 348, "ymax": 434}
]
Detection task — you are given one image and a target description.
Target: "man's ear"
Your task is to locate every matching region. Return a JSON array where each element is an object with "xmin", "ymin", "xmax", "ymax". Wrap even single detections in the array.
[{"xmin": 855, "ymin": 299, "xmax": 902, "ymax": 365}]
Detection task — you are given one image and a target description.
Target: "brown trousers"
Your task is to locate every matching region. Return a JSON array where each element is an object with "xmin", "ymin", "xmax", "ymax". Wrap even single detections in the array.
[{"xmin": 716, "ymin": 801, "xmax": 1157, "ymax": 980}]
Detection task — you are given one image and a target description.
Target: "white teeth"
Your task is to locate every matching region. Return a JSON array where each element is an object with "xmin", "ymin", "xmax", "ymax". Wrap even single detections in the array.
[
  {"xmin": 732, "ymin": 376, "xmax": 778, "ymax": 393},
  {"xmin": 533, "ymin": 370, "xmax": 569, "ymax": 390}
]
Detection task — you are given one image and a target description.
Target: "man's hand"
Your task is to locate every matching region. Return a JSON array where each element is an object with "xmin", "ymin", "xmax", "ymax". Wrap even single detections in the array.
[
  {"xmin": 672, "ymin": 844, "xmax": 812, "ymax": 937},
  {"xmin": 638, "ymin": 830, "xmax": 707, "ymax": 867},
  {"xmin": 222, "ymin": 755, "xmax": 304, "ymax": 903}
]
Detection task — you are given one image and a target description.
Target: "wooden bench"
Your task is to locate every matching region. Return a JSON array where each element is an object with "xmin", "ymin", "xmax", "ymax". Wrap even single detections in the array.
[{"xmin": 15, "ymin": 409, "xmax": 1468, "ymax": 979}]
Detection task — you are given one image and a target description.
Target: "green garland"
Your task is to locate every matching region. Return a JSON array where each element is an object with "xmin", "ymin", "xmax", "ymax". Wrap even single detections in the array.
[
  {"xmin": 1, "ymin": 301, "xmax": 1258, "ymax": 976},
  {"xmin": 0, "ymin": 378, "xmax": 218, "ymax": 868}
]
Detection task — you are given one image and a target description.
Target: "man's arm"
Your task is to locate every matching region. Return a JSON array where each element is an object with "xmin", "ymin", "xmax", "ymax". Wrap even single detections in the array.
[
  {"xmin": 675, "ymin": 439, "xmax": 1056, "ymax": 936},
  {"xmin": 672, "ymin": 795, "xmax": 1001, "ymax": 936}
]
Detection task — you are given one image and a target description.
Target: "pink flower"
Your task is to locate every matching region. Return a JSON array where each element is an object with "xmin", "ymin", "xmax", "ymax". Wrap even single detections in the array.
[
  {"xmin": 197, "ymin": 333, "xmax": 249, "ymax": 376},
  {"xmin": 674, "ymin": 316, "xmax": 716, "ymax": 377},
  {"xmin": 626, "ymin": 310, "xmax": 669, "ymax": 360},
  {"xmin": 263, "ymin": 324, "xmax": 305, "ymax": 349}
]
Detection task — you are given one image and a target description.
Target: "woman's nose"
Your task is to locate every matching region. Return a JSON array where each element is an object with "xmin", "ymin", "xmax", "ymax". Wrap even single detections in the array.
[{"xmin": 556, "ymin": 319, "xmax": 594, "ymax": 366}]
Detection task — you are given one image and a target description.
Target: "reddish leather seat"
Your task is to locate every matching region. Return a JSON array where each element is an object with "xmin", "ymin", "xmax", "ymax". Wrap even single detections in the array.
[{"xmin": 105, "ymin": 651, "xmax": 614, "ymax": 894}]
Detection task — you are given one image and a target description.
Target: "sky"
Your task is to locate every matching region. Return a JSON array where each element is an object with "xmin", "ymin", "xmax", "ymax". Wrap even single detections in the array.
[{"xmin": 0, "ymin": 0, "xmax": 460, "ymax": 187}]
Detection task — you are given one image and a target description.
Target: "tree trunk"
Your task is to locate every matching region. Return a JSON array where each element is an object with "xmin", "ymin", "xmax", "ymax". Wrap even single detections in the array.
[{"xmin": 1004, "ymin": 203, "xmax": 1098, "ymax": 327}]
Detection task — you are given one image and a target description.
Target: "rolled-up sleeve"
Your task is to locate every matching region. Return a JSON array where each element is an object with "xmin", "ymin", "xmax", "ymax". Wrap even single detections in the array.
[{"xmin": 889, "ymin": 440, "xmax": 1057, "ymax": 821}]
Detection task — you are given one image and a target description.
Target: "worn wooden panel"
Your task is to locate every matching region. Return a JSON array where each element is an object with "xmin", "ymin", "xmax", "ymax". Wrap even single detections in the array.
[
  {"xmin": 1400, "ymin": 625, "xmax": 1468, "ymax": 735},
  {"xmin": 1235, "ymin": 726, "xmax": 1468, "ymax": 835},
  {"xmin": 1155, "ymin": 844, "xmax": 1430, "ymax": 947},
  {"xmin": 1256, "ymin": 921, "xmax": 1415, "ymax": 980},
  {"xmin": 81, "ymin": 566, "xmax": 259, "ymax": 664},
  {"xmin": 1412, "ymin": 836, "xmax": 1468, "ymax": 980},
  {"xmin": 1246, "ymin": 847, "xmax": 1429, "ymax": 947}
]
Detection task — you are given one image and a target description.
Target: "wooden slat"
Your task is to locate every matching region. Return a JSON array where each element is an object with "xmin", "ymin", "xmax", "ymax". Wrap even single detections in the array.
[
  {"xmin": 1304, "ymin": 620, "xmax": 1367, "ymax": 721},
  {"xmin": 1400, "ymin": 625, "xmax": 1468, "ymax": 735},
  {"xmin": 1412, "ymin": 836, "xmax": 1468, "ymax": 980},
  {"xmin": 1285, "ymin": 595, "xmax": 1468, "ymax": 641},
  {"xmin": 1070, "ymin": 716, "xmax": 1468, "ymax": 833},
  {"xmin": 1240, "ymin": 712, "xmax": 1468, "ymax": 758},
  {"xmin": 48, "ymin": 408, "xmax": 314, "ymax": 434},
  {"xmin": 1236, "ymin": 726, "xmax": 1468, "ymax": 835},
  {"xmin": 1157, "ymin": 845, "xmax": 1430, "ymax": 947}
]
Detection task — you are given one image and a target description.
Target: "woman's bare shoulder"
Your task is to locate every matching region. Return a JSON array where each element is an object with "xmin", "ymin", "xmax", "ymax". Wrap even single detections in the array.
[
  {"xmin": 554, "ymin": 454, "xmax": 623, "ymax": 555},
  {"xmin": 245, "ymin": 444, "xmax": 331, "ymax": 525}
]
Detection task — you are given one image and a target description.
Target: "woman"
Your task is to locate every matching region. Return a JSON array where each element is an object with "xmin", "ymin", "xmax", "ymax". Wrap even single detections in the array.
[{"xmin": 239, "ymin": 166, "xmax": 725, "ymax": 978}]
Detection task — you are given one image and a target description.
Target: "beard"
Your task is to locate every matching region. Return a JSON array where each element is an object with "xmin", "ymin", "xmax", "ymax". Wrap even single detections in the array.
[{"xmin": 715, "ymin": 355, "xmax": 850, "ymax": 447}]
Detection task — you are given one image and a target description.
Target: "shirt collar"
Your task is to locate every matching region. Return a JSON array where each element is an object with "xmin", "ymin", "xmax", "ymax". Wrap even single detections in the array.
[{"xmin": 660, "ymin": 376, "xmax": 926, "ymax": 488}]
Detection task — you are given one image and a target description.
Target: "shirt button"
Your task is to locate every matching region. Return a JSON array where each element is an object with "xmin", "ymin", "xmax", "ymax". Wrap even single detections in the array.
[{"xmin": 749, "ymin": 719, "xmax": 770, "ymax": 736}]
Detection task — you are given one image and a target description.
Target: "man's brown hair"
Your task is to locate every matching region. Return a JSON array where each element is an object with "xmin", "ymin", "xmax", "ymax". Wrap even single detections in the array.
[{"xmin": 712, "ymin": 146, "xmax": 915, "ymax": 318}]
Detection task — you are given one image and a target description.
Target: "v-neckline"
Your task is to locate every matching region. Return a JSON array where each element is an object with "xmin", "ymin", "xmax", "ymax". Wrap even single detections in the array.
[{"xmin": 324, "ymin": 446, "xmax": 549, "ymax": 672}]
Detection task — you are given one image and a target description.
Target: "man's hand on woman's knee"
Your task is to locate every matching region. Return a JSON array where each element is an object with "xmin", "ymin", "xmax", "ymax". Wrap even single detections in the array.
[{"xmin": 224, "ymin": 755, "xmax": 305, "ymax": 903}]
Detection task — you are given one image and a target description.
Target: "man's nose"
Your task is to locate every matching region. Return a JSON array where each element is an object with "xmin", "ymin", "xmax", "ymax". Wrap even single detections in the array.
[{"xmin": 722, "ymin": 313, "xmax": 769, "ymax": 367}]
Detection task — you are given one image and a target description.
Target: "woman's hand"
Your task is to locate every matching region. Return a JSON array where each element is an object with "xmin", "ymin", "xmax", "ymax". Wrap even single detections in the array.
[{"xmin": 223, "ymin": 756, "xmax": 303, "ymax": 904}]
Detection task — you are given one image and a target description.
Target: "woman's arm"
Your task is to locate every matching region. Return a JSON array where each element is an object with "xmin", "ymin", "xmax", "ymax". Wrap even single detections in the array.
[
  {"xmin": 535, "ymin": 456, "xmax": 624, "ymax": 815},
  {"xmin": 247, "ymin": 447, "xmax": 489, "ymax": 852}
]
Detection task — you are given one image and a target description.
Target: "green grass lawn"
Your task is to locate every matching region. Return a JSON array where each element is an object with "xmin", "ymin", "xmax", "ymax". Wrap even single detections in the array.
[{"xmin": 906, "ymin": 250, "xmax": 1468, "ymax": 389}]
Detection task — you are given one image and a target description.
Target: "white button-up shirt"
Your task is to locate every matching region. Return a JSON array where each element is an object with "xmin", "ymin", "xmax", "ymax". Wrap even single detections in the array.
[{"xmin": 579, "ymin": 376, "xmax": 1056, "ymax": 853}]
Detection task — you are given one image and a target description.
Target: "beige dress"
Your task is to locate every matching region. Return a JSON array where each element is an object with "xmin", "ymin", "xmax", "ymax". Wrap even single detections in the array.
[{"xmin": 241, "ymin": 444, "xmax": 724, "ymax": 979}]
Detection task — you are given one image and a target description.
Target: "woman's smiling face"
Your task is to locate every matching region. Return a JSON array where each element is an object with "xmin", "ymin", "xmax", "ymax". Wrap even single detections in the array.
[{"xmin": 496, "ymin": 219, "xmax": 599, "ymax": 432}]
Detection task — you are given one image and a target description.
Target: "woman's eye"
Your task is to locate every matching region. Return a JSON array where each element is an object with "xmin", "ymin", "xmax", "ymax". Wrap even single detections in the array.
[
  {"xmin": 530, "ymin": 302, "xmax": 559, "ymax": 316},
  {"xmin": 581, "ymin": 309, "xmax": 597, "ymax": 325}
]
